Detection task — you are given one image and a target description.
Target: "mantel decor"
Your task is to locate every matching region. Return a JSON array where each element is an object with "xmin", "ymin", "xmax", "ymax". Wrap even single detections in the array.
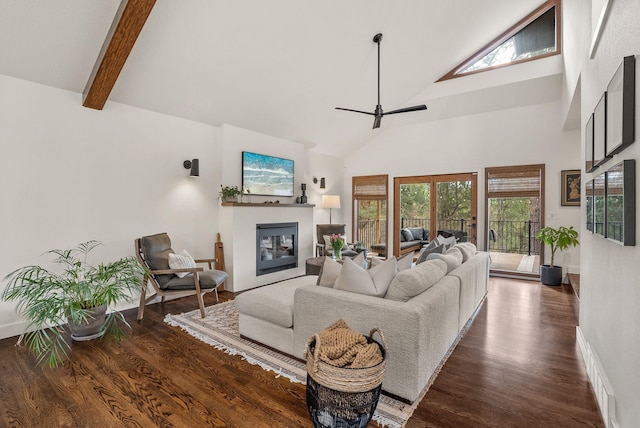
[{"xmin": 221, "ymin": 202, "xmax": 315, "ymax": 208}]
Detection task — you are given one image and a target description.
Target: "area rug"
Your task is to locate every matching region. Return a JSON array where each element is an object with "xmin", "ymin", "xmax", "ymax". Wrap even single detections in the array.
[{"xmin": 165, "ymin": 301, "xmax": 457, "ymax": 428}]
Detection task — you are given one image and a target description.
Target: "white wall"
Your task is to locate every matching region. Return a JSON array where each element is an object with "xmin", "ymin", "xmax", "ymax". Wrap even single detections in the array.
[
  {"xmin": 0, "ymin": 75, "xmax": 221, "ymax": 339},
  {"xmin": 578, "ymin": 0, "xmax": 640, "ymax": 425},
  {"xmin": 345, "ymin": 100, "xmax": 581, "ymax": 274}
]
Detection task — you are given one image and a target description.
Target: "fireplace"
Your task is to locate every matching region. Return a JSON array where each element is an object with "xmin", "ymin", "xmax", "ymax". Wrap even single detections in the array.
[{"xmin": 256, "ymin": 222, "xmax": 298, "ymax": 276}]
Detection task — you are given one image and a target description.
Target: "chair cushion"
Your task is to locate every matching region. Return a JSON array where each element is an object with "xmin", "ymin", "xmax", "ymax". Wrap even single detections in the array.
[
  {"xmin": 408, "ymin": 227, "xmax": 424, "ymax": 241},
  {"xmin": 163, "ymin": 269, "xmax": 228, "ymax": 290},
  {"xmin": 140, "ymin": 233, "xmax": 174, "ymax": 287}
]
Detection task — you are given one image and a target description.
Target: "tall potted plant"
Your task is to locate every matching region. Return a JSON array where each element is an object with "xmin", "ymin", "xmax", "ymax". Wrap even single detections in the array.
[
  {"xmin": 536, "ymin": 226, "xmax": 579, "ymax": 286},
  {"xmin": 1, "ymin": 241, "xmax": 147, "ymax": 367}
]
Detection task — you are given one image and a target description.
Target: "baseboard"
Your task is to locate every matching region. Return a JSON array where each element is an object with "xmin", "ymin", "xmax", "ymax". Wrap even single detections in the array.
[
  {"xmin": 0, "ymin": 319, "xmax": 30, "ymax": 341},
  {"xmin": 576, "ymin": 326, "xmax": 616, "ymax": 427}
]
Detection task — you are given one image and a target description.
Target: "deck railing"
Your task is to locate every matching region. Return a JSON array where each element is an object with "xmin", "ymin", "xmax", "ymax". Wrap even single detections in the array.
[{"xmin": 356, "ymin": 217, "xmax": 541, "ymax": 255}]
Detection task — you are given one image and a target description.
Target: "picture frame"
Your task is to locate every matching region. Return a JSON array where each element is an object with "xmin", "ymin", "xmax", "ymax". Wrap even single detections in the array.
[
  {"xmin": 606, "ymin": 56, "xmax": 635, "ymax": 157},
  {"xmin": 593, "ymin": 92, "xmax": 610, "ymax": 167},
  {"xmin": 593, "ymin": 173, "xmax": 606, "ymax": 237},
  {"xmin": 561, "ymin": 170, "xmax": 581, "ymax": 206},
  {"xmin": 585, "ymin": 113, "xmax": 596, "ymax": 172},
  {"xmin": 585, "ymin": 179, "xmax": 594, "ymax": 232},
  {"xmin": 605, "ymin": 159, "xmax": 635, "ymax": 246}
]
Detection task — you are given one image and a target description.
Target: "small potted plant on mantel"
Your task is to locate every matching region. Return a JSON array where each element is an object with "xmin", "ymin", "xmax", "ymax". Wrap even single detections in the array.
[
  {"xmin": 536, "ymin": 226, "xmax": 579, "ymax": 286},
  {"xmin": 219, "ymin": 185, "xmax": 242, "ymax": 202},
  {"xmin": 1, "ymin": 240, "xmax": 147, "ymax": 367}
]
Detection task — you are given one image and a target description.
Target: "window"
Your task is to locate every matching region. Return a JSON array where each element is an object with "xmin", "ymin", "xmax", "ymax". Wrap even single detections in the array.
[
  {"xmin": 353, "ymin": 175, "xmax": 388, "ymax": 255},
  {"xmin": 438, "ymin": 0, "xmax": 560, "ymax": 81}
]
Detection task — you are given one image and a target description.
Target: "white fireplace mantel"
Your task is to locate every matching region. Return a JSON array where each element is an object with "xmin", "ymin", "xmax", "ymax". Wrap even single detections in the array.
[{"xmin": 218, "ymin": 204, "xmax": 314, "ymax": 292}]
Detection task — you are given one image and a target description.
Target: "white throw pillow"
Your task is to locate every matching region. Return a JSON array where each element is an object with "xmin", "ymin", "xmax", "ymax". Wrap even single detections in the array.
[
  {"xmin": 385, "ymin": 259, "xmax": 448, "ymax": 302},
  {"xmin": 436, "ymin": 234, "xmax": 457, "ymax": 250},
  {"xmin": 317, "ymin": 257, "xmax": 342, "ymax": 287},
  {"xmin": 397, "ymin": 252, "xmax": 414, "ymax": 271},
  {"xmin": 334, "ymin": 256, "xmax": 397, "ymax": 297},
  {"xmin": 426, "ymin": 246, "xmax": 463, "ymax": 273},
  {"xmin": 455, "ymin": 242, "xmax": 477, "ymax": 262},
  {"xmin": 168, "ymin": 249, "xmax": 196, "ymax": 278}
]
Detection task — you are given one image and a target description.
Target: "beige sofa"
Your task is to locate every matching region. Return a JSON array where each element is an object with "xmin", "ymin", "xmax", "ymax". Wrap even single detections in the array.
[{"xmin": 235, "ymin": 247, "xmax": 489, "ymax": 402}]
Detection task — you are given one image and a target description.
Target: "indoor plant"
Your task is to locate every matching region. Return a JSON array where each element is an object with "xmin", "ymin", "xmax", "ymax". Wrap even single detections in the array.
[
  {"xmin": 536, "ymin": 226, "xmax": 579, "ymax": 286},
  {"xmin": 219, "ymin": 185, "xmax": 242, "ymax": 202},
  {"xmin": 1, "ymin": 241, "xmax": 147, "ymax": 367}
]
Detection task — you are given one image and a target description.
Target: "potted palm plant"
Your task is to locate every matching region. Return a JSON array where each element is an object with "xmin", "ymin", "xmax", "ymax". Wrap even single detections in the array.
[
  {"xmin": 536, "ymin": 226, "xmax": 579, "ymax": 286},
  {"xmin": 1, "ymin": 241, "xmax": 146, "ymax": 367}
]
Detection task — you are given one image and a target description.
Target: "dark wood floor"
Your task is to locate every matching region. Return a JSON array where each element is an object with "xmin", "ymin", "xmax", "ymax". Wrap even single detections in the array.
[{"xmin": 0, "ymin": 278, "xmax": 603, "ymax": 427}]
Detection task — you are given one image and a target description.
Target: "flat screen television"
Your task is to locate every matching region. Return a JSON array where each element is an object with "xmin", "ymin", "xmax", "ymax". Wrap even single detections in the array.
[{"xmin": 242, "ymin": 151, "xmax": 294, "ymax": 197}]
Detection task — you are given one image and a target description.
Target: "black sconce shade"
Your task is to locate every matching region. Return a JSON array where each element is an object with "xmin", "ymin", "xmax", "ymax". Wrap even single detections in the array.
[{"xmin": 184, "ymin": 159, "xmax": 199, "ymax": 177}]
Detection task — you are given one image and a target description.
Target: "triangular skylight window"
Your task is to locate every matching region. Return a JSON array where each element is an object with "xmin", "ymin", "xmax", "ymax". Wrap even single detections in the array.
[{"xmin": 438, "ymin": 0, "xmax": 560, "ymax": 81}]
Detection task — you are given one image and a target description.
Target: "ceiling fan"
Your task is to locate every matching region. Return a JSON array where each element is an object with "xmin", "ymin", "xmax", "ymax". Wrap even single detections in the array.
[{"xmin": 336, "ymin": 33, "xmax": 427, "ymax": 129}]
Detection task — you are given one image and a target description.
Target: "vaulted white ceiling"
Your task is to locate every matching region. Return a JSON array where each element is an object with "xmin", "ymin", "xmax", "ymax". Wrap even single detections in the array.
[{"xmin": 0, "ymin": 0, "xmax": 563, "ymax": 157}]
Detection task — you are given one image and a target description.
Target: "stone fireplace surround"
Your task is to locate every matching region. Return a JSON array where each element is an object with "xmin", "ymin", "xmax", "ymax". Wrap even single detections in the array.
[{"xmin": 218, "ymin": 203, "xmax": 314, "ymax": 292}]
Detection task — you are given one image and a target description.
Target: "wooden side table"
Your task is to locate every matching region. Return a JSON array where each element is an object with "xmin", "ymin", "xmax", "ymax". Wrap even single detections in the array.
[{"xmin": 305, "ymin": 257, "xmax": 325, "ymax": 275}]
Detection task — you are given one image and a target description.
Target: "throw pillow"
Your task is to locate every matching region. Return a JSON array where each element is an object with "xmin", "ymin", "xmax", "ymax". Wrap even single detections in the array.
[
  {"xmin": 316, "ymin": 257, "xmax": 342, "ymax": 287},
  {"xmin": 334, "ymin": 256, "xmax": 396, "ymax": 297},
  {"xmin": 455, "ymin": 242, "xmax": 477, "ymax": 262},
  {"xmin": 426, "ymin": 246, "xmax": 463, "ymax": 273},
  {"xmin": 415, "ymin": 243, "xmax": 444, "ymax": 265},
  {"xmin": 436, "ymin": 234, "xmax": 457, "ymax": 250},
  {"xmin": 168, "ymin": 249, "xmax": 196, "ymax": 278},
  {"xmin": 397, "ymin": 252, "xmax": 414, "ymax": 271},
  {"xmin": 400, "ymin": 228, "xmax": 414, "ymax": 242},
  {"xmin": 385, "ymin": 259, "xmax": 448, "ymax": 302},
  {"xmin": 423, "ymin": 239, "xmax": 438, "ymax": 251},
  {"xmin": 351, "ymin": 251, "xmax": 366, "ymax": 269},
  {"xmin": 408, "ymin": 227, "xmax": 424, "ymax": 241},
  {"xmin": 323, "ymin": 234, "xmax": 348, "ymax": 251}
]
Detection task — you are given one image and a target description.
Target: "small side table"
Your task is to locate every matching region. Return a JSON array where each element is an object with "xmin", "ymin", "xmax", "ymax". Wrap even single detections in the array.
[{"xmin": 305, "ymin": 257, "xmax": 325, "ymax": 275}]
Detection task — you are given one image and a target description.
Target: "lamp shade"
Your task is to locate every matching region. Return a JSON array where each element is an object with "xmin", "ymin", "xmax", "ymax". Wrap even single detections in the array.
[{"xmin": 321, "ymin": 195, "xmax": 340, "ymax": 209}]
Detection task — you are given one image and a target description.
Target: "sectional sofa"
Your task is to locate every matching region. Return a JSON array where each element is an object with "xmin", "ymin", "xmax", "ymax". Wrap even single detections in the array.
[{"xmin": 235, "ymin": 243, "xmax": 489, "ymax": 402}]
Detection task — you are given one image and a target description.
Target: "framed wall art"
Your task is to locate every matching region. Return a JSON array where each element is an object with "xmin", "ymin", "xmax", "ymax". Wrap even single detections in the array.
[
  {"xmin": 585, "ymin": 179, "xmax": 594, "ymax": 233},
  {"xmin": 605, "ymin": 159, "xmax": 635, "ymax": 246},
  {"xmin": 585, "ymin": 113, "xmax": 596, "ymax": 172},
  {"xmin": 606, "ymin": 56, "xmax": 635, "ymax": 157},
  {"xmin": 593, "ymin": 92, "xmax": 610, "ymax": 167},
  {"xmin": 561, "ymin": 169, "xmax": 581, "ymax": 206},
  {"xmin": 593, "ymin": 172, "xmax": 606, "ymax": 237}
]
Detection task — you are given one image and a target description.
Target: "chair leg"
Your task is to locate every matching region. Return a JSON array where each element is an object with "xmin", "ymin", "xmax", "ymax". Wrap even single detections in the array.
[
  {"xmin": 194, "ymin": 273, "xmax": 206, "ymax": 318},
  {"xmin": 214, "ymin": 287, "xmax": 219, "ymax": 304},
  {"xmin": 137, "ymin": 284, "xmax": 147, "ymax": 320}
]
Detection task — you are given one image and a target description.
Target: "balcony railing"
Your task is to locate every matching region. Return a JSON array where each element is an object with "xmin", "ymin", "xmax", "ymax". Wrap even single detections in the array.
[{"xmin": 356, "ymin": 217, "xmax": 541, "ymax": 256}]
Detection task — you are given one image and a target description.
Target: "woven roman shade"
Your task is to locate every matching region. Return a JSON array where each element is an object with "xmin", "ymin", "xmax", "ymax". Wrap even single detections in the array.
[
  {"xmin": 487, "ymin": 167, "xmax": 542, "ymax": 198},
  {"xmin": 353, "ymin": 175, "xmax": 388, "ymax": 200}
]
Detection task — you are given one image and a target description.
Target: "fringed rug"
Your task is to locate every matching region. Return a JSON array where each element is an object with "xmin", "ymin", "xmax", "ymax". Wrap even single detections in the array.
[{"xmin": 165, "ymin": 301, "xmax": 465, "ymax": 428}]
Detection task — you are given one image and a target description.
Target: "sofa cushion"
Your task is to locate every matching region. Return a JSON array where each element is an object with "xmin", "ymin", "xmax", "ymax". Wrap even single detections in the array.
[
  {"xmin": 455, "ymin": 242, "xmax": 477, "ymax": 262},
  {"xmin": 400, "ymin": 228, "xmax": 413, "ymax": 242},
  {"xmin": 427, "ymin": 246, "xmax": 463, "ymax": 273},
  {"xmin": 384, "ymin": 259, "xmax": 448, "ymax": 302},
  {"xmin": 415, "ymin": 243, "xmax": 444, "ymax": 265},
  {"xmin": 235, "ymin": 276, "xmax": 314, "ymax": 328}
]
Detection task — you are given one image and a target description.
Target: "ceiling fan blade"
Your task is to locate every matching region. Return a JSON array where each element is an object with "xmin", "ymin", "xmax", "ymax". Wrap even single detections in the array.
[
  {"xmin": 373, "ymin": 115, "xmax": 382, "ymax": 129},
  {"xmin": 335, "ymin": 107, "xmax": 375, "ymax": 116},
  {"xmin": 383, "ymin": 105, "xmax": 428, "ymax": 116}
]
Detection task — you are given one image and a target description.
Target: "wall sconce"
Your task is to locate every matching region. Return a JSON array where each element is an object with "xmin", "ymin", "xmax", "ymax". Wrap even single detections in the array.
[
  {"xmin": 313, "ymin": 177, "xmax": 326, "ymax": 189},
  {"xmin": 183, "ymin": 159, "xmax": 199, "ymax": 177}
]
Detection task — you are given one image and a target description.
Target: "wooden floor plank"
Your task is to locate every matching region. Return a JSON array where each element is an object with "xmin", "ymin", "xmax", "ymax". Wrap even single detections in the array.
[{"xmin": 0, "ymin": 279, "xmax": 603, "ymax": 427}]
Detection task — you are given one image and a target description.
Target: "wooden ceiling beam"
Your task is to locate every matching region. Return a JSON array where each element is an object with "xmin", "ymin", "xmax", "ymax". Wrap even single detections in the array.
[{"xmin": 82, "ymin": 0, "xmax": 157, "ymax": 110}]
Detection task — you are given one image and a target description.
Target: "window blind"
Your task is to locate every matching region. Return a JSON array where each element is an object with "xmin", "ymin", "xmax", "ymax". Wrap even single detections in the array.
[
  {"xmin": 487, "ymin": 168, "xmax": 541, "ymax": 198},
  {"xmin": 353, "ymin": 175, "xmax": 388, "ymax": 200}
]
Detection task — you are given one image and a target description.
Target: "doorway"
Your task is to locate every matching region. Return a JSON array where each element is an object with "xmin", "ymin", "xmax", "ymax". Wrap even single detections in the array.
[
  {"xmin": 393, "ymin": 173, "xmax": 477, "ymax": 257},
  {"xmin": 485, "ymin": 164, "xmax": 545, "ymax": 277}
]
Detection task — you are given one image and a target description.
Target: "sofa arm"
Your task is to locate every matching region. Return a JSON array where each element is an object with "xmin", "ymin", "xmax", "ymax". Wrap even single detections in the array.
[{"xmin": 293, "ymin": 278, "xmax": 460, "ymax": 402}]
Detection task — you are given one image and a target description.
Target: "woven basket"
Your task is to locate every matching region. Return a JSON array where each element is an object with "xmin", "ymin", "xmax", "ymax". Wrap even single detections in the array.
[
  {"xmin": 305, "ymin": 328, "xmax": 386, "ymax": 427},
  {"xmin": 305, "ymin": 327, "xmax": 386, "ymax": 393}
]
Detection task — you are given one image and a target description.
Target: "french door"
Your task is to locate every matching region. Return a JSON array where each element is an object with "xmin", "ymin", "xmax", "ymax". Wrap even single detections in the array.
[
  {"xmin": 393, "ymin": 173, "xmax": 477, "ymax": 257},
  {"xmin": 484, "ymin": 164, "xmax": 545, "ymax": 277}
]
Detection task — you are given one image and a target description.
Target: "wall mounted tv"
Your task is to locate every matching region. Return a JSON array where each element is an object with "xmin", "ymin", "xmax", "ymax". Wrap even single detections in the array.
[{"xmin": 242, "ymin": 151, "xmax": 294, "ymax": 197}]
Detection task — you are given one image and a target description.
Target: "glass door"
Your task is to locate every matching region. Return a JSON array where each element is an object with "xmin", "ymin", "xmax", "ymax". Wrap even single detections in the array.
[
  {"xmin": 394, "ymin": 173, "xmax": 477, "ymax": 257},
  {"xmin": 353, "ymin": 175, "xmax": 388, "ymax": 257},
  {"xmin": 485, "ymin": 164, "xmax": 544, "ymax": 277}
]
